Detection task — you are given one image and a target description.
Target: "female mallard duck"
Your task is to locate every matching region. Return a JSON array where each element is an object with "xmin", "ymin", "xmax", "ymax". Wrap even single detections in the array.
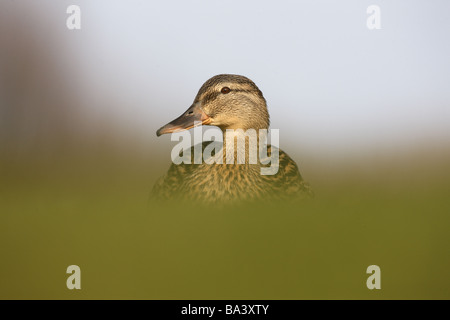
[{"xmin": 151, "ymin": 74, "xmax": 312, "ymax": 203}]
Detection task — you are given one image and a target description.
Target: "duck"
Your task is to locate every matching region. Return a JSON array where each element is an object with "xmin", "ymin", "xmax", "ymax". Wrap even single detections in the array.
[{"xmin": 151, "ymin": 74, "xmax": 313, "ymax": 203}]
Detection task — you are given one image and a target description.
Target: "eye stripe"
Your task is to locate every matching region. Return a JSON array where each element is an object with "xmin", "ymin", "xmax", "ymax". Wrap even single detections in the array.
[
  {"xmin": 201, "ymin": 88, "xmax": 262, "ymax": 104},
  {"xmin": 202, "ymin": 92, "xmax": 220, "ymax": 104}
]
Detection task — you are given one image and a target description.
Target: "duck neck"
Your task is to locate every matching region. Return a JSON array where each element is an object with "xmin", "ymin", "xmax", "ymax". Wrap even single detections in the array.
[{"xmin": 222, "ymin": 128, "xmax": 267, "ymax": 165}]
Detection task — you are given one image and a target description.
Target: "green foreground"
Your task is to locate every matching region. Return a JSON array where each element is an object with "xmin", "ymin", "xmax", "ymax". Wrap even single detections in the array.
[{"xmin": 1, "ymin": 146, "xmax": 449, "ymax": 299}]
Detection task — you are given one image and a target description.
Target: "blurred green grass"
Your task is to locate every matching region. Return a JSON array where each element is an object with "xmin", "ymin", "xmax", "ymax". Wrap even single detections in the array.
[{"xmin": 1, "ymin": 144, "xmax": 449, "ymax": 299}]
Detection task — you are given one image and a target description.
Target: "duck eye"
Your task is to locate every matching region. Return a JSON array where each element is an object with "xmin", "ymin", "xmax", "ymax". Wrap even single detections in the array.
[{"xmin": 221, "ymin": 87, "xmax": 231, "ymax": 94}]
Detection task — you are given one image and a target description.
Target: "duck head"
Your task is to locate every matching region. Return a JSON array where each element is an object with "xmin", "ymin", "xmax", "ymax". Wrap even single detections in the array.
[{"xmin": 156, "ymin": 74, "xmax": 270, "ymax": 136}]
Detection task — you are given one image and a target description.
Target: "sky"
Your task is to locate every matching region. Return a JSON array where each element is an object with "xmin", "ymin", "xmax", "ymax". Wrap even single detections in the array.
[{"xmin": 2, "ymin": 0, "xmax": 450, "ymax": 155}]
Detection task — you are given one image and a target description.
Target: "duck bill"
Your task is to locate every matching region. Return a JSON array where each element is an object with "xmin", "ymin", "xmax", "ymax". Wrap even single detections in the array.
[{"xmin": 156, "ymin": 104, "xmax": 212, "ymax": 137}]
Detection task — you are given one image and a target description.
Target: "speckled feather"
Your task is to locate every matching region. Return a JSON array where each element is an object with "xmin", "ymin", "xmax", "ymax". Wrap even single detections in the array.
[{"xmin": 151, "ymin": 144, "xmax": 313, "ymax": 203}]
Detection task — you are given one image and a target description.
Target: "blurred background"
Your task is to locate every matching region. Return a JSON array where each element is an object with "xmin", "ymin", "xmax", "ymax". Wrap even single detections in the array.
[{"xmin": 1, "ymin": 0, "xmax": 449, "ymax": 299}]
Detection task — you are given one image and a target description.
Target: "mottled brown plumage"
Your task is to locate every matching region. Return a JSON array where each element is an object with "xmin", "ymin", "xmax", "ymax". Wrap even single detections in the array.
[{"xmin": 151, "ymin": 74, "xmax": 313, "ymax": 203}]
